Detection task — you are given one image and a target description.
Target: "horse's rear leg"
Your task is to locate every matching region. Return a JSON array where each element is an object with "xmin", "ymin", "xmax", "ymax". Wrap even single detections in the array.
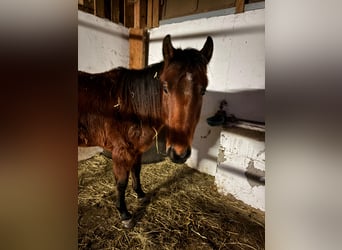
[{"xmin": 131, "ymin": 155, "xmax": 145, "ymax": 198}]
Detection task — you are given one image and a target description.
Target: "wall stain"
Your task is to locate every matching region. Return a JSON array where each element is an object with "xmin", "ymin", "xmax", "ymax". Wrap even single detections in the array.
[
  {"xmin": 217, "ymin": 146, "xmax": 226, "ymax": 164},
  {"xmin": 245, "ymin": 159, "xmax": 265, "ymax": 187},
  {"xmin": 200, "ymin": 129, "xmax": 211, "ymax": 139}
]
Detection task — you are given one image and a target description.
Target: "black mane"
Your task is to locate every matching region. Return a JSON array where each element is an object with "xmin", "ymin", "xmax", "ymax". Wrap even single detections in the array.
[{"xmin": 115, "ymin": 62, "xmax": 164, "ymax": 124}]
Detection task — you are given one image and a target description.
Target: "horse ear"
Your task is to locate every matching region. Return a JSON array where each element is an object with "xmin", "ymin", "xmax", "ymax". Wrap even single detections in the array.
[
  {"xmin": 162, "ymin": 34, "xmax": 174, "ymax": 62},
  {"xmin": 200, "ymin": 36, "xmax": 214, "ymax": 63}
]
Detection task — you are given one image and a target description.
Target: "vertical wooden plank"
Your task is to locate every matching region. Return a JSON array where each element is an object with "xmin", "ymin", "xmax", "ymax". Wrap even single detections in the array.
[
  {"xmin": 235, "ymin": 0, "xmax": 245, "ymax": 14},
  {"xmin": 152, "ymin": 0, "xmax": 159, "ymax": 27},
  {"xmin": 124, "ymin": 0, "xmax": 128, "ymax": 26},
  {"xmin": 95, "ymin": 0, "xmax": 105, "ymax": 18},
  {"xmin": 129, "ymin": 28, "xmax": 148, "ymax": 69},
  {"xmin": 140, "ymin": 0, "xmax": 147, "ymax": 28},
  {"xmin": 104, "ymin": 0, "xmax": 112, "ymax": 19},
  {"xmin": 119, "ymin": 0, "xmax": 124, "ymax": 24},
  {"xmin": 134, "ymin": 0, "xmax": 141, "ymax": 28},
  {"xmin": 133, "ymin": 0, "xmax": 147, "ymax": 28},
  {"xmin": 147, "ymin": 0, "xmax": 153, "ymax": 28},
  {"xmin": 152, "ymin": 0, "xmax": 160, "ymax": 27},
  {"xmin": 124, "ymin": 0, "xmax": 134, "ymax": 27},
  {"xmin": 111, "ymin": 0, "xmax": 120, "ymax": 23}
]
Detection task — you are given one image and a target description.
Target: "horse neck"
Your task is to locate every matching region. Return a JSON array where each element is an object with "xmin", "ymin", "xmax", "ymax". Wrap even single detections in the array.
[{"xmin": 117, "ymin": 62, "xmax": 165, "ymax": 128}]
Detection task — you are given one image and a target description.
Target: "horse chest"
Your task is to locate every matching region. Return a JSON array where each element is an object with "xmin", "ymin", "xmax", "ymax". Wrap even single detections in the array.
[{"xmin": 126, "ymin": 123, "xmax": 158, "ymax": 152}]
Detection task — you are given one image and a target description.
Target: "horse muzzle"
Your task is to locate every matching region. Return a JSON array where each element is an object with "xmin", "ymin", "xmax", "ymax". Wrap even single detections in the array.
[{"xmin": 167, "ymin": 146, "xmax": 191, "ymax": 164}]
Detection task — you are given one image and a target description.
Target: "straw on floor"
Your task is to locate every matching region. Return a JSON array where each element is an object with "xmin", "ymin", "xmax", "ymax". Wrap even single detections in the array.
[{"xmin": 78, "ymin": 153, "xmax": 265, "ymax": 250}]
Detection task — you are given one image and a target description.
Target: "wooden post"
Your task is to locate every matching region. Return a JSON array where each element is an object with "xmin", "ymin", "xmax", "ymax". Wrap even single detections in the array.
[
  {"xmin": 129, "ymin": 0, "xmax": 148, "ymax": 69},
  {"xmin": 129, "ymin": 28, "xmax": 148, "ymax": 69},
  {"xmin": 235, "ymin": 0, "xmax": 245, "ymax": 14}
]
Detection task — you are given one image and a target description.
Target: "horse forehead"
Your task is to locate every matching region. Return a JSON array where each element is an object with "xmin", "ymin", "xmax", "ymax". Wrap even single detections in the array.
[
  {"xmin": 164, "ymin": 65, "xmax": 206, "ymax": 87},
  {"xmin": 185, "ymin": 72, "xmax": 193, "ymax": 81}
]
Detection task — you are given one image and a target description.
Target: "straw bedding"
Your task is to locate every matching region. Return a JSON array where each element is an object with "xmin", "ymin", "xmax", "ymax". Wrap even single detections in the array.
[{"xmin": 78, "ymin": 153, "xmax": 265, "ymax": 250}]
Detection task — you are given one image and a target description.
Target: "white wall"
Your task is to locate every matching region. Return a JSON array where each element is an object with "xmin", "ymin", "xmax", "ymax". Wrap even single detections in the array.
[
  {"xmin": 149, "ymin": 9, "xmax": 265, "ymax": 92},
  {"xmin": 216, "ymin": 128, "xmax": 265, "ymax": 211},
  {"xmin": 78, "ymin": 10, "xmax": 129, "ymax": 72},
  {"xmin": 148, "ymin": 9, "xmax": 265, "ymax": 175}
]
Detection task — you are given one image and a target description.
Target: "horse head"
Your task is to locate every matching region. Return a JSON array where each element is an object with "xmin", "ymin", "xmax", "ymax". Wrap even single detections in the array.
[{"xmin": 159, "ymin": 35, "xmax": 213, "ymax": 164}]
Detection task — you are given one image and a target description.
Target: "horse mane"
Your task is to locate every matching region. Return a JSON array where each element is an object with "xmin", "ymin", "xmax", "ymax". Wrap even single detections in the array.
[{"xmin": 115, "ymin": 62, "xmax": 164, "ymax": 125}]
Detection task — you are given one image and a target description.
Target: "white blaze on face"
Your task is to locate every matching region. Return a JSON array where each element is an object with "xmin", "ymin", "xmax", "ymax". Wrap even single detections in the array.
[
  {"xmin": 186, "ymin": 72, "xmax": 193, "ymax": 82},
  {"xmin": 183, "ymin": 72, "xmax": 193, "ymax": 96}
]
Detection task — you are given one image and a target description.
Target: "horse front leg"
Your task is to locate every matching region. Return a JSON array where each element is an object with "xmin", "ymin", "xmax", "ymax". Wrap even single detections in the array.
[
  {"xmin": 112, "ymin": 163, "xmax": 134, "ymax": 228},
  {"xmin": 131, "ymin": 154, "xmax": 146, "ymax": 199}
]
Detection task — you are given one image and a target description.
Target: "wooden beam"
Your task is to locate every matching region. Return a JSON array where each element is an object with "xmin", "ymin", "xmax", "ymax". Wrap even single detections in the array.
[
  {"xmin": 129, "ymin": 28, "xmax": 148, "ymax": 69},
  {"xmin": 235, "ymin": 0, "xmax": 245, "ymax": 14}
]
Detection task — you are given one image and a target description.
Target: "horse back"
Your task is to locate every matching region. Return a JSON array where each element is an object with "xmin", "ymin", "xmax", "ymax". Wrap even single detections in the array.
[
  {"xmin": 78, "ymin": 70, "xmax": 122, "ymax": 148},
  {"xmin": 78, "ymin": 70, "xmax": 122, "ymax": 113}
]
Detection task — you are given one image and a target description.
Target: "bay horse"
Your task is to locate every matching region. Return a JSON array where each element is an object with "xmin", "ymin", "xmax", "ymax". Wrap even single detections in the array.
[{"xmin": 78, "ymin": 34, "xmax": 213, "ymax": 228}]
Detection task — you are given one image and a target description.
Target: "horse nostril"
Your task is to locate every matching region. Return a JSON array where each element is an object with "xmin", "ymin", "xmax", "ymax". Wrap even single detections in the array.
[
  {"xmin": 181, "ymin": 147, "xmax": 191, "ymax": 159},
  {"xmin": 168, "ymin": 146, "xmax": 192, "ymax": 164},
  {"xmin": 179, "ymin": 150, "xmax": 188, "ymax": 159}
]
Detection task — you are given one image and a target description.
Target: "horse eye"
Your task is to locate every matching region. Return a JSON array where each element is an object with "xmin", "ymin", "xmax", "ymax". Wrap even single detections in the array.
[
  {"xmin": 200, "ymin": 88, "xmax": 206, "ymax": 96},
  {"xmin": 163, "ymin": 84, "xmax": 168, "ymax": 94}
]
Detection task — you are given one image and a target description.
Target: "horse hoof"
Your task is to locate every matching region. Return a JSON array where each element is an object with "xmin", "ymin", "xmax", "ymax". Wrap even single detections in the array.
[{"xmin": 121, "ymin": 218, "xmax": 135, "ymax": 229}]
